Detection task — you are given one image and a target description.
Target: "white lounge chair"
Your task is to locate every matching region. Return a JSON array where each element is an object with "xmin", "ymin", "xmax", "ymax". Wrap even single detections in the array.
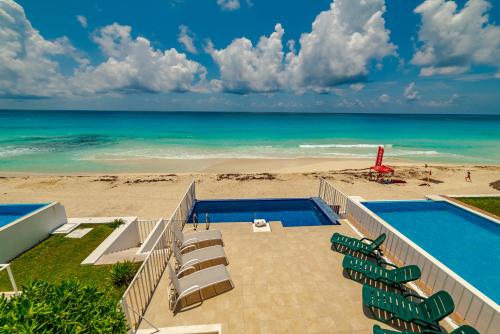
[
  {"xmin": 173, "ymin": 242, "xmax": 228, "ymax": 277},
  {"xmin": 171, "ymin": 221, "xmax": 223, "ymax": 252},
  {"xmin": 168, "ymin": 263, "xmax": 234, "ymax": 313}
]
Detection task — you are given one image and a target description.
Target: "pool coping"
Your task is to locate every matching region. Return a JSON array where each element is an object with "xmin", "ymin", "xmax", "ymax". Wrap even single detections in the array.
[
  {"xmin": 358, "ymin": 198, "xmax": 500, "ymax": 311},
  {"xmin": 436, "ymin": 195, "xmax": 500, "ymax": 224},
  {"xmin": 0, "ymin": 202, "xmax": 55, "ymax": 233},
  {"xmin": 190, "ymin": 197, "xmax": 339, "ymax": 227}
]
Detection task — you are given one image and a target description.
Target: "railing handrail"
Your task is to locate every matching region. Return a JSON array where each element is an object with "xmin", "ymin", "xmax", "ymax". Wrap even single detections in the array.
[
  {"xmin": 0, "ymin": 263, "xmax": 18, "ymax": 295},
  {"xmin": 120, "ymin": 180, "xmax": 196, "ymax": 332},
  {"xmin": 319, "ymin": 177, "xmax": 349, "ymax": 199},
  {"xmin": 318, "ymin": 178, "xmax": 349, "ymax": 215}
]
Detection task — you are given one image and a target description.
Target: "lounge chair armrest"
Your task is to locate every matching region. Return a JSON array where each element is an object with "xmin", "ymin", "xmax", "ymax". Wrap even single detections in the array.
[
  {"xmin": 182, "ymin": 237, "xmax": 199, "ymax": 245},
  {"xmin": 180, "ymin": 243, "xmax": 197, "ymax": 253},
  {"xmin": 179, "ymin": 259, "xmax": 200, "ymax": 270},
  {"xmin": 360, "ymin": 237, "xmax": 374, "ymax": 242},
  {"xmin": 177, "ymin": 285, "xmax": 201, "ymax": 300},
  {"xmin": 177, "ymin": 265, "xmax": 197, "ymax": 277},
  {"xmin": 403, "ymin": 291, "xmax": 426, "ymax": 301},
  {"xmin": 377, "ymin": 260, "xmax": 398, "ymax": 269},
  {"xmin": 420, "ymin": 329, "xmax": 442, "ymax": 334}
]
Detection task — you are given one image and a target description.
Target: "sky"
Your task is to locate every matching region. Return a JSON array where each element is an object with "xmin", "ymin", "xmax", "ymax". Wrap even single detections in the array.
[{"xmin": 0, "ymin": 0, "xmax": 499, "ymax": 113}]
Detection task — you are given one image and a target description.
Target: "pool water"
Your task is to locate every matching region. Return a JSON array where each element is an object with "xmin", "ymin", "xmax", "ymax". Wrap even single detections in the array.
[
  {"xmin": 0, "ymin": 204, "xmax": 47, "ymax": 228},
  {"xmin": 190, "ymin": 198, "xmax": 337, "ymax": 227},
  {"xmin": 363, "ymin": 200, "xmax": 500, "ymax": 304}
]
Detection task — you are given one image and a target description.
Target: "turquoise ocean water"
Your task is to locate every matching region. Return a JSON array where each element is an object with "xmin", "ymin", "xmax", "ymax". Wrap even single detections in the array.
[{"xmin": 0, "ymin": 110, "xmax": 499, "ymax": 172}]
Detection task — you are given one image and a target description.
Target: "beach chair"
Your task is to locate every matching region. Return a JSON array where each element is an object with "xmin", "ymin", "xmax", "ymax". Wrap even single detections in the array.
[
  {"xmin": 168, "ymin": 263, "xmax": 234, "ymax": 313},
  {"xmin": 343, "ymin": 255, "xmax": 421, "ymax": 289},
  {"xmin": 171, "ymin": 221, "xmax": 223, "ymax": 252},
  {"xmin": 373, "ymin": 324, "xmax": 479, "ymax": 334},
  {"xmin": 331, "ymin": 232, "xmax": 386, "ymax": 257},
  {"xmin": 173, "ymin": 242, "xmax": 228, "ymax": 277},
  {"xmin": 363, "ymin": 284, "xmax": 454, "ymax": 331}
]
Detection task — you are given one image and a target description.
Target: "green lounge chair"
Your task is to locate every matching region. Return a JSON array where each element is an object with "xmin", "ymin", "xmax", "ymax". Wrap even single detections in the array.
[
  {"xmin": 373, "ymin": 324, "xmax": 479, "ymax": 334},
  {"xmin": 331, "ymin": 232, "xmax": 386, "ymax": 257},
  {"xmin": 343, "ymin": 255, "xmax": 421, "ymax": 289},
  {"xmin": 363, "ymin": 284, "xmax": 454, "ymax": 331}
]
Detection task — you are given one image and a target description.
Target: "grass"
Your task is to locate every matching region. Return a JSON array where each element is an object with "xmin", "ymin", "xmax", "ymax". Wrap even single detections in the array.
[
  {"xmin": 456, "ymin": 197, "xmax": 500, "ymax": 217},
  {"xmin": 0, "ymin": 223, "xmax": 136, "ymax": 300}
]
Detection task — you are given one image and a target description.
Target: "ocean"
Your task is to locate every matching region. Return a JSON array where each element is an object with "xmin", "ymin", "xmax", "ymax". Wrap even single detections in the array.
[{"xmin": 1, "ymin": 110, "xmax": 499, "ymax": 172}]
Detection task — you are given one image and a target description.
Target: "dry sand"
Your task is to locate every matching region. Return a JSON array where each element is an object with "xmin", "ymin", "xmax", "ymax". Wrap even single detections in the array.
[{"xmin": 1, "ymin": 158, "xmax": 498, "ymax": 219}]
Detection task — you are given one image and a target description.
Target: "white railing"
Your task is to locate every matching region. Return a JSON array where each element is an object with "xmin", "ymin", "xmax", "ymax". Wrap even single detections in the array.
[
  {"xmin": 345, "ymin": 197, "xmax": 500, "ymax": 334},
  {"xmin": 120, "ymin": 181, "xmax": 196, "ymax": 332},
  {"xmin": 137, "ymin": 220, "xmax": 158, "ymax": 244},
  {"xmin": 0, "ymin": 264, "xmax": 18, "ymax": 295},
  {"xmin": 318, "ymin": 178, "xmax": 349, "ymax": 216}
]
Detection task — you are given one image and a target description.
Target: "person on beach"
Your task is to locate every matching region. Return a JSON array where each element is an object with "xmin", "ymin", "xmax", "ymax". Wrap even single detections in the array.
[{"xmin": 465, "ymin": 171, "xmax": 472, "ymax": 182}]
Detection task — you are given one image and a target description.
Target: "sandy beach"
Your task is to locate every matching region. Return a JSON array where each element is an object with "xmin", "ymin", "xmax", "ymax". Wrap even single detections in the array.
[{"xmin": 1, "ymin": 158, "xmax": 498, "ymax": 219}]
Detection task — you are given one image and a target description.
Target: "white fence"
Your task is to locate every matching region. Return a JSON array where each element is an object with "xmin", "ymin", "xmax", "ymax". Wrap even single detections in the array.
[
  {"xmin": 120, "ymin": 181, "xmax": 196, "ymax": 332},
  {"xmin": 318, "ymin": 178, "xmax": 349, "ymax": 216},
  {"xmin": 137, "ymin": 220, "xmax": 158, "ymax": 244},
  {"xmin": 345, "ymin": 197, "xmax": 500, "ymax": 333}
]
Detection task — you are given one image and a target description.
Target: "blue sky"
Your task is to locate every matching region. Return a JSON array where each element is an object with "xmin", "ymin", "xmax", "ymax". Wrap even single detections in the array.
[{"xmin": 0, "ymin": 0, "xmax": 499, "ymax": 113}]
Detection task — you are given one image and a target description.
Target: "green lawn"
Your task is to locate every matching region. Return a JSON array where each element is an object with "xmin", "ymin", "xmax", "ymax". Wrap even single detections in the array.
[
  {"xmin": 0, "ymin": 224, "xmax": 132, "ymax": 299},
  {"xmin": 456, "ymin": 197, "xmax": 500, "ymax": 217}
]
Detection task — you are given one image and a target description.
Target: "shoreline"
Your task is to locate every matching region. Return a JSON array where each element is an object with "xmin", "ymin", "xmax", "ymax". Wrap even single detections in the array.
[{"xmin": 1, "ymin": 157, "xmax": 499, "ymax": 176}]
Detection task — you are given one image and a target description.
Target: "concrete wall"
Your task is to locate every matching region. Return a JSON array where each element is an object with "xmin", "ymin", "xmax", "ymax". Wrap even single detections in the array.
[
  {"xmin": 0, "ymin": 202, "xmax": 67, "ymax": 263},
  {"xmin": 81, "ymin": 217, "xmax": 138, "ymax": 265}
]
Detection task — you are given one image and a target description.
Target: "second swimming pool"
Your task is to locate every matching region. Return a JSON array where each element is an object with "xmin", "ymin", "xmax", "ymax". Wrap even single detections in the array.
[{"xmin": 363, "ymin": 200, "xmax": 500, "ymax": 304}]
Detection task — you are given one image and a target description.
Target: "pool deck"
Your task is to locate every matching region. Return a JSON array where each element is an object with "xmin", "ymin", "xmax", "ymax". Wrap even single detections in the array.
[{"xmin": 139, "ymin": 221, "xmax": 453, "ymax": 333}]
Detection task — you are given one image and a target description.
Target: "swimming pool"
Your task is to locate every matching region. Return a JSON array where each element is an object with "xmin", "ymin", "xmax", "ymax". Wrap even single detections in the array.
[
  {"xmin": 363, "ymin": 200, "xmax": 500, "ymax": 304},
  {"xmin": 190, "ymin": 198, "xmax": 337, "ymax": 227},
  {"xmin": 0, "ymin": 204, "xmax": 48, "ymax": 228}
]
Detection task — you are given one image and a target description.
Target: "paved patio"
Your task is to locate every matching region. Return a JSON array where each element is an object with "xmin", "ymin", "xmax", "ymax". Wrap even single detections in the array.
[{"xmin": 138, "ymin": 220, "xmax": 397, "ymax": 333}]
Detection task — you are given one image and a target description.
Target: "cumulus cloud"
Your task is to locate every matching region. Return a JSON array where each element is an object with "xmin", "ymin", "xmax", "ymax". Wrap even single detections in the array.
[
  {"xmin": 412, "ymin": 0, "xmax": 500, "ymax": 76},
  {"xmin": 217, "ymin": 0, "xmax": 240, "ymax": 11},
  {"xmin": 285, "ymin": 0, "xmax": 396, "ymax": 90},
  {"xmin": 209, "ymin": 0, "xmax": 395, "ymax": 94},
  {"xmin": 178, "ymin": 25, "xmax": 197, "ymax": 53},
  {"xmin": 350, "ymin": 83, "xmax": 364, "ymax": 92},
  {"xmin": 404, "ymin": 82, "xmax": 419, "ymax": 101},
  {"xmin": 0, "ymin": 0, "xmax": 85, "ymax": 97},
  {"xmin": 207, "ymin": 24, "xmax": 286, "ymax": 93},
  {"xmin": 71, "ymin": 23, "xmax": 207, "ymax": 94},
  {"xmin": 76, "ymin": 15, "xmax": 88, "ymax": 28},
  {"xmin": 378, "ymin": 94, "xmax": 390, "ymax": 103},
  {"xmin": 0, "ymin": 1, "xmax": 207, "ymax": 98}
]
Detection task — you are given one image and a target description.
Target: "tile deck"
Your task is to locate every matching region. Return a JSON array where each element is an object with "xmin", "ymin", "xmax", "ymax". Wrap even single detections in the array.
[{"xmin": 138, "ymin": 220, "xmax": 435, "ymax": 333}]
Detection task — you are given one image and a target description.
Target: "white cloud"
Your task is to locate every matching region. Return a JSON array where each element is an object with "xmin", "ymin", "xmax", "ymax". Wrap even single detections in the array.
[
  {"xmin": 217, "ymin": 0, "xmax": 240, "ymax": 11},
  {"xmin": 71, "ymin": 23, "xmax": 207, "ymax": 94},
  {"xmin": 76, "ymin": 15, "xmax": 88, "ymax": 28},
  {"xmin": 404, "ymin": 82, "xmax": 419, "ymax": 101},
  {"xmin": 178, "ymin": 25, "xmax": 197, "ymax": 53},
  {"xmin": 412, "ymin": 0, "xmax": 500, "ymax": 76},
  {"xmin": 209, "ymin": 0, "xmax": 396, "ymax": 94},
  {"xmin": 0, "ymin": 0, "xmax": 84, "ymax": 97},
  {"xmin": 207, "ymin": 24, "xmax": 286, "ymax": 93},
  {"xmin": 421, "ymin": 93, "xmax": 459, "ymax": 107},
  {"xmin": 350, "ymin": 83, "xmax": 364, "ymax": 92},
  {"xmin": 285, "ymin": 0, "xmax": 396, "ymax": 90},
  {"xmin": 0, "ymin": 1, "xmax": 207, "ymax": 98},
  {"xmin": 378, "ymin": 93, "xmax": 390, "ymax": 103}
]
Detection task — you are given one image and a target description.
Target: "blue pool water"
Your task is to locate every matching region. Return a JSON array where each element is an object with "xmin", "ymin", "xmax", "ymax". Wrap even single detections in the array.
[
  {"xmin": 363, "ymin": 200, "xmax": 500, "ymax": 304},
  {"xmin": 190, "ymin": 198, "xmax": 337, "ymax": 227},
  {"xmin": 0, "ymin": 204, "xmax": 47, "ymax": 228}
]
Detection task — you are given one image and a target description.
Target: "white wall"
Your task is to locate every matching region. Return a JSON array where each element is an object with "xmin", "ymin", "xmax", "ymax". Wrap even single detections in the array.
[{"xmin": 0, "ymin": 202, "xmax": 67, "ymax": 263}]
